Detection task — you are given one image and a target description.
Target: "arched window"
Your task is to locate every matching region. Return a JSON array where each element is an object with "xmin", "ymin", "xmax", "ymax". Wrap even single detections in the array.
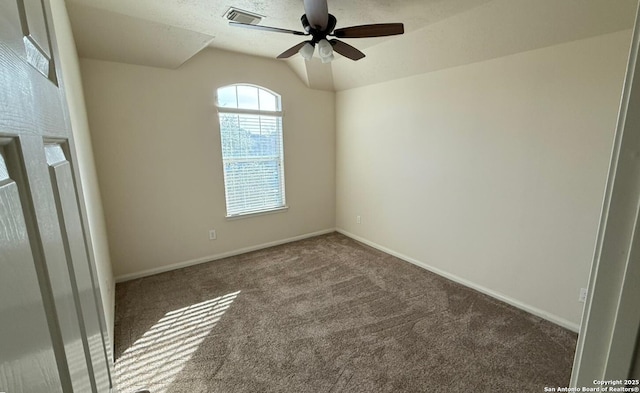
[{"xmin": 216, "ymin": 84, "xmax": 286, "ymax": 217}]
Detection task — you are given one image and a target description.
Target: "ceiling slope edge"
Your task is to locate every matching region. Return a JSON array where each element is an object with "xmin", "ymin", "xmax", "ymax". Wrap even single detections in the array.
[
  {"xmin": 330, "ymin": 0, "xmax": 637, "ymax": 91},
  {"xmin": 67, "ymin": 2, "xmax": 214, "ymax": 69}
]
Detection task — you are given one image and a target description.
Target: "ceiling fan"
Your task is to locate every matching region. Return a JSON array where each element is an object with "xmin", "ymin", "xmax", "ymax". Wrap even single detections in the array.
[{"xmin": 229, "ymin": 0, "xmax": 404, "ymax": 62}]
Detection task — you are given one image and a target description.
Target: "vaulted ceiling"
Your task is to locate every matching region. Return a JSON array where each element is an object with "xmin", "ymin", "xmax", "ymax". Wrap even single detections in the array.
[{"xmin": 65, "ymin": 0, "xmax": 637, "ymax": 90}]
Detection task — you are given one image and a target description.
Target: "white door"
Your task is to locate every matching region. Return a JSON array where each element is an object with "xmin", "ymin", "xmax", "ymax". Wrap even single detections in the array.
[{"xmin": 0, "ymin": 0, "xmax": 113, "ymax": 392}]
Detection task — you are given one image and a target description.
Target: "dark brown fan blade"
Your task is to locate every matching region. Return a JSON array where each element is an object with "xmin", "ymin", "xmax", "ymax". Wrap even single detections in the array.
[
  {"xmin": 329, "ymin": 39, "xmax": 365, "ymax": 61},
  {"xmin": 277, "ymin": 42, "xmax": 308, "ymax": 59},
  {"xmin": 333, "ymin": 23, "xmax": 404, "ymax": 38},
  {"xmin": 229, "ymin": 21, "xmax": 307, "ymax": 36}
]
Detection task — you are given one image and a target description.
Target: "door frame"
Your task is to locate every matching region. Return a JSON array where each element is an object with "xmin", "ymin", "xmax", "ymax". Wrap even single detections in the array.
[{"xmin": 571, "ymin": 0, "xmax": 640, "ymax": 385}]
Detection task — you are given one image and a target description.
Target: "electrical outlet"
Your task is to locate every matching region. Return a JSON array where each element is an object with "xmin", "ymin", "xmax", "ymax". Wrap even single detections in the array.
[
  {"xmin": 356, "ymin": 215, "xmax": 361, "ymax": 224},
  {"xmin": 209, "ymin": 229, "xmax": 217, "ymax": 240},
  {"xmin": 579, "ymin": 288, "xmax": 587, "ymax": 303}
]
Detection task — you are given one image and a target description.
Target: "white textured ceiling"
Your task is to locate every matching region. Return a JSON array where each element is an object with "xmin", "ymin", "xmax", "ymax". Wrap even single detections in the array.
[
  {"xmin": 65, "ymin": 0, "xmax": 637, "ymax": 89},
  {"xmin": 66, "ymin": 0, "xmax": 493, "ymax": 60},
  {"xmin": 331, "ymin": 0, "xmax": 638, "ymax": 90},
  {"xmin": 67, "ymin": 5, "xmax": 214, "ymax": 69}
]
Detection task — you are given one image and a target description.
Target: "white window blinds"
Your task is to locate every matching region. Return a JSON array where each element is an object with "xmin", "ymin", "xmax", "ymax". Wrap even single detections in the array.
[{"xmin": 217, "ymin": 85, "xmax": 286, "ymax": 217}]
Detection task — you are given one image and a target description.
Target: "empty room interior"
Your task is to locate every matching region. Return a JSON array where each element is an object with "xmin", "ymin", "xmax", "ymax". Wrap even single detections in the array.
[{"xmin": 4, "ymin": 0, "xmax": 640, "ymax": 392}]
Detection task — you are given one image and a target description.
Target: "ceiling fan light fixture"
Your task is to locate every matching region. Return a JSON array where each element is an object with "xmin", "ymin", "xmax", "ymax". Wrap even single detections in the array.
[
  {"xmin": 299, "ymin": 42, "xmax": 315, "ymax": 60},
  {"xmin": 320, "ymin": 53, "xmax": 334, "ymax": 63},
  {"xmin": 317, "ymin": 39, "xmax": 333, "ymax": 62}
]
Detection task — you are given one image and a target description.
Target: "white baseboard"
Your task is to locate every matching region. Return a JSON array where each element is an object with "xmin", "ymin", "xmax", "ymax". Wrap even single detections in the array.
[
  {"xmin": 336, "ymin": 228, "xmax": 580, "ymax": 333},
  {"xmin": 114, "ymin": 228, "xmax": 336, "ymax": 283},
  {"xmin": 115, "ymin": 226, "xmax": 579, "ymax": 332}
]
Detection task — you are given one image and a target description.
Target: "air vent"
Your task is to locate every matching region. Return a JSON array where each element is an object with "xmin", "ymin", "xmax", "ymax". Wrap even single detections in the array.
[{"xmin": 224, "ymin": 7, "xmax": 263, "ymax": 25}]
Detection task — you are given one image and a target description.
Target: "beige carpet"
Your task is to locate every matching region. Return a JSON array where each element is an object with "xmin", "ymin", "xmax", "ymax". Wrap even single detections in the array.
[{"xmin": 114, "ymin": 232, "xmax": 577, "ymax": 393}]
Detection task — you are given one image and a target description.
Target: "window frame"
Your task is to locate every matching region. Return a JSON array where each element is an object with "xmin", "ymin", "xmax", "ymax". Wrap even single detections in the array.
[{"xmin": 216, "ymin": 84, "xmax": 288, "ymax": 219}]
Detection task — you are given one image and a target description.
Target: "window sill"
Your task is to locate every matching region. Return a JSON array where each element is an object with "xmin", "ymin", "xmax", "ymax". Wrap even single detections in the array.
[{"xmin": 226, "ymin": 206, "xmax": 289, "ymax": 220}]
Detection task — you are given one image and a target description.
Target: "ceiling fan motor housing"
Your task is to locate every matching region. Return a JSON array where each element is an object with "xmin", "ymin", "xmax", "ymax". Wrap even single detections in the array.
[
  {"xmin": 301, "ymin": 13, "xmax": 337, "ymax": 43},
  {"xmin": 301, "ymin": 14, "xmax": 311, "ymax": 33}
]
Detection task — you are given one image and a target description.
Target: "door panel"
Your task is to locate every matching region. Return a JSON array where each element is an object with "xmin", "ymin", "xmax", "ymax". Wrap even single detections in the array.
[
  {"xmin": 0, "ymin": 1, "xmax": 25, "ymax": 58},
  {"xmin": 1, "ymin": 0, "xmax": 114, "ymax": 391},
  {"xmin": 19, "ymin": 136, "xmax": 94, "ymax": 393},
  {"xmin": 1, "ymin": 0, "xmax": 65, "ymax": 139},
  {"xmin": 0, "ymin": 142, "xmax": 62, "ymax": 393},
  {"xmin": 46, "ymin": 143, "xmax": 110, "ymax": 392},
  {"xmin": 17, "ymin": 0, "xmax": 55, "ymax": 81},
  {"xmin": 19, "ymin": 0, "xmax": 53, "ymax": 58}
]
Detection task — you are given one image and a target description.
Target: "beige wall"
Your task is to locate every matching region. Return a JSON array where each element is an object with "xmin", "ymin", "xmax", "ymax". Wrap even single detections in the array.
[
  {"xmin": 80, "ymin": 50, "xmax": 336, "ymax": 279},
  {"xmin": 335, "ymin": 30, "xmax": 631, "ymax": 330},
  {"xmin": 50, "ymin": 0, "xmax": 115, "ymax": 348}
]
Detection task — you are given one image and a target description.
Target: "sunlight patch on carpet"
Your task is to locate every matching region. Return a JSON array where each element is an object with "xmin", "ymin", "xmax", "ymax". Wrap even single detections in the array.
[{"xmin": 115, "ymin": 291, "xmax": 240, "ymax": 392}]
